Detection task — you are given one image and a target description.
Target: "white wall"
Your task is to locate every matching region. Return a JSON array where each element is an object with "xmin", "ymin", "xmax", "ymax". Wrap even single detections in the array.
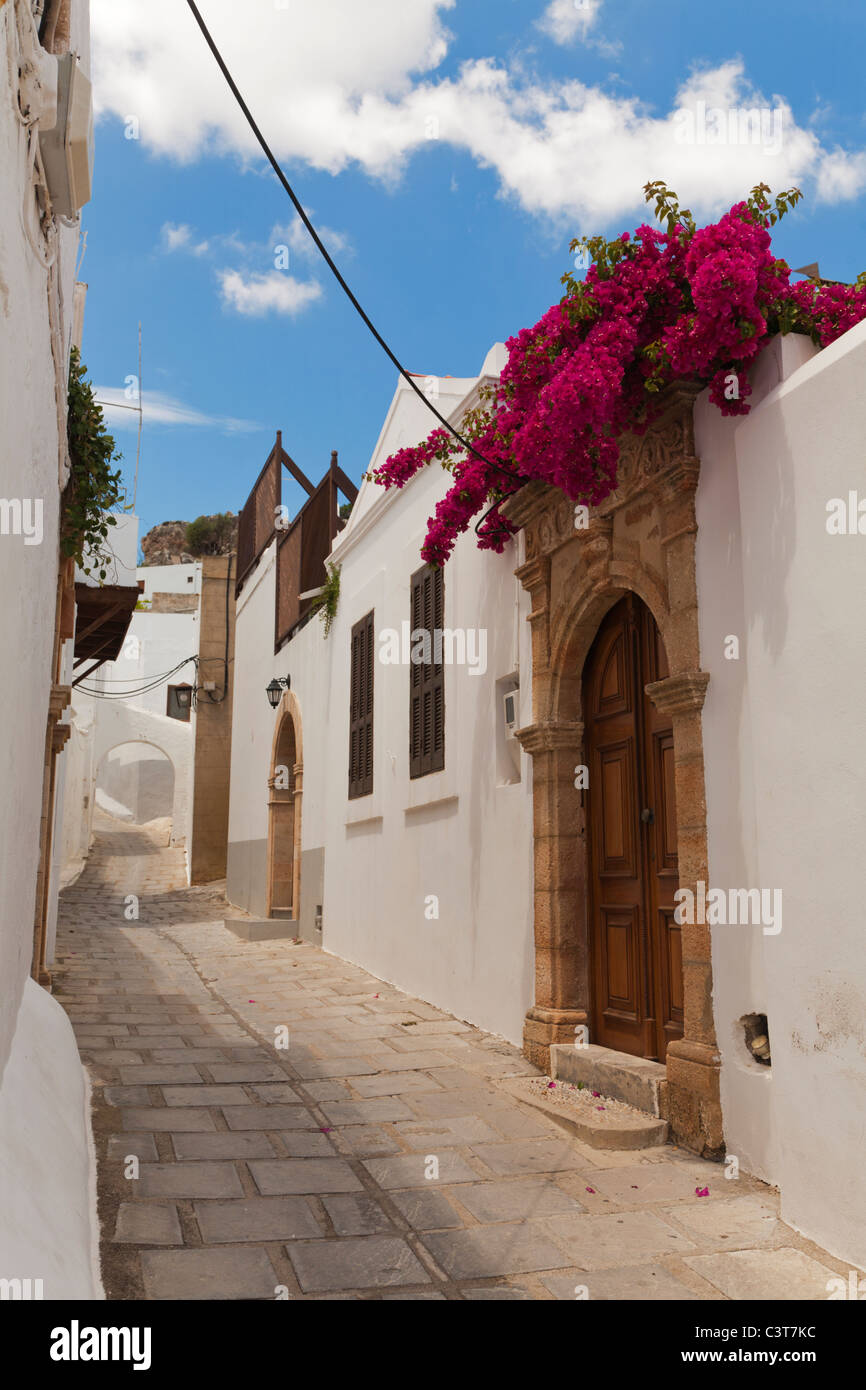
[
  {"xmin": 323, "ymin": 461, "xmax": 535, "ymax": 1044},
  {"xmin": 139, "ymin": 560, "xmax": 201, "ymax": 599},
  {"xmin": 0, "ymin": 0, "xmax": 100, "ymax": 1298},
  {"xmin": 697, "ymin": 325, "xmax": 866, "ymax": 1267},
  {"xmin": 0, "ymin": 979, "xmax": 101, "ymax": 1298}
]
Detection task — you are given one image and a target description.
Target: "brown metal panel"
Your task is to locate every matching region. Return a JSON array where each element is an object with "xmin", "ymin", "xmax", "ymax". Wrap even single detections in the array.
[{"xmin": 236, "ymin": 443, "xmax": 281, "ymax": 594}]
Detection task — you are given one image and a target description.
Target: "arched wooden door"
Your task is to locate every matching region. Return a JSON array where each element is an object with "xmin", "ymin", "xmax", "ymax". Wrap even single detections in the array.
[{"xmin": 584, "ymin": 594, "xmax": 683, "ymax": 1061}]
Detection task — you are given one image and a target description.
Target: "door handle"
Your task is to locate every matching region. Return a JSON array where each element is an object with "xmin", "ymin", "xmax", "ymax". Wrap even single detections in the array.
[{"xmin": 640, "ymin": 807, "xmax": 655, "ymax": 824}]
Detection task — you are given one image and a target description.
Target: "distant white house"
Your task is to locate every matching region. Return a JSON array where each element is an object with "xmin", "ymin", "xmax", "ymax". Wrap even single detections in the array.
[{"xmin": 59, "ymin": 514, "xmax": 202, "ymax": 881}]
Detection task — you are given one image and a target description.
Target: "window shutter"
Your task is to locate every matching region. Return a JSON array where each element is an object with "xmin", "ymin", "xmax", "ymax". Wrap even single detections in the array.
[
  {"xmin": 349, "ymin": 611, "xmax": 374, "ymax": 798},
  {"xmin": 409, "ymin": 564, "xmax": 445, "ymax": 778}
]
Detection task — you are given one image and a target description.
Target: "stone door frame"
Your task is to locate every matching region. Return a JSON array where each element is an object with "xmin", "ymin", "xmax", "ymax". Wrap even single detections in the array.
[
  {"xmin": 501, "ymin": 385, "xmax": 722, "ymax": 1156},
  {"xmin": 266, "ymin": 690, "xmax": 304, "ymax": 920}
]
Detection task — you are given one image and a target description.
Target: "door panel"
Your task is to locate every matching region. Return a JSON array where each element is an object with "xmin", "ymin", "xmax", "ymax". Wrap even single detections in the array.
[{"xmin": 585, "ymin": 595, "xmax": 683, "ymax": 1061}]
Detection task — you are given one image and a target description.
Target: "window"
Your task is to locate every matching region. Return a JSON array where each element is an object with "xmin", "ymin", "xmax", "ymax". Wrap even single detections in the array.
[
  {"xmin": 409, "ymin": 564, "xmax": 445, "ymax": 778},
  {"xmin": 166, "ymin": 684, "xmax": 192, "ymax": 722},
  {"xmin": 349, "ymin": 611, "xmax": 374, "ymax": 798}
]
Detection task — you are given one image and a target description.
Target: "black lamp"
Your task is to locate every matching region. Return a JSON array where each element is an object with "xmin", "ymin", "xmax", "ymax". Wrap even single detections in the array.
[{"xmin": 266, "ymin": 675, "xmax": 290, "ymax": 709}]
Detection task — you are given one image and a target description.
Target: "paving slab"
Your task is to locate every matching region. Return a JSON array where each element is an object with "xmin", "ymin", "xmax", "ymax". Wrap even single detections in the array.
[
  {"xmin": 448, "ymin": 1179, "xmax": 585, "ymax": 1224},
  {"xmin": 542, "ymin": 1266, "xmax": 700, "ymax": 1300},
  {"xmin": 287, "ymin": 1236, "xmax": 432, "ymax": 1292},
  {"xmin": 161, "ymin": 1085, "xmax": 249, "ymax": 1107},
  {"xmin": 469, "ymin": 1138, "xmax": 589, "ymax": 1176},
  {"xmin": 121, "ymin": 1107, "xmax": 216, "ymax": 1132},
  {"xmin": 363, "ymin": 1152, "xmax": 480, "ymax": 1189},
  {"xmin": 113, "ymin": 1203, "xmax": 183, "ymax": 1246},
  {"xmin": 683, "ymin": 1247, "xmax": 838, "ymax": 1300},
  {"xmin": 320, "ymin": 1098, "xmax": 414, "ymax": 1125},
  {"xmin": 171, "ymin": 1132, "xmax": 278, "ymax": 1161},
  {"xmin": 322, "ymin": 1194, "xmax": 395, "ymax": 1237},
  {"xmin": 542, "ymin": 1210, "xmax": 699, "ymax": 1269},
  {"xmin": 221, "ymin": 1105, "xmax": 317, "ymax": 1130},
  {"xmin": 661, "ymin": 1194, "xmax": 781, "ymax": 1248},
  {"xmin": 421, "ymin": 1224, "xmax": 572, "ymax": 1279},
  {"xmin": 141, "ymin": 1247, "xmax": 279, "ymax": 1300},
  {"xmin": 138, "ymin": 1162, "xmax": 245, "ymax": 1199},
  {"xmin": 249, "ymin": 1158, "xmax": 364, "ymax": 1195},
  {"xmin": 388, "ymin": 1189, "xmax": 463, "ymax": 1231},
  {"xmin": 195, "ymin": 1197, "xmax": 322, "ymax": 1244}
]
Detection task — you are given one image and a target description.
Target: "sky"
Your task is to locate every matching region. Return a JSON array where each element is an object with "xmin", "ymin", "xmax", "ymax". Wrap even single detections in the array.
[{"xmin": 82, "ymin": 0, "xmax": 866, "ymax": 541}]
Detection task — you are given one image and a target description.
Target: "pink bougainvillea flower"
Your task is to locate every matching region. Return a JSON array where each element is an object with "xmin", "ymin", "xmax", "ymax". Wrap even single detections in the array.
[
  {"xmin": 372, "ymin": 189, "xmax": 866, "ymax": 566},
  {"xmin": 596, "ymin": 1105, "xmax": 605, "ymax": 1111},
  {"xmin": 696, "ymin": 1186, "xmax": 710, "ymax": 1197},
  {"xmin": 591, "ymin": 1090, "xmax": 601, "ymax": 1098},
  {"xmin": 586, "ymin": 1187, "xmax": 596, "ymax": 1194},
  {"xmin": 547, "ymin": 1081, "xmax": 556, "ymax": 1089}
]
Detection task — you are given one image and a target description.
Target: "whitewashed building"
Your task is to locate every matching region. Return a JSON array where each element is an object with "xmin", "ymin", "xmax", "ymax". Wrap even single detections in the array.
[
  {"xmin": 228, "ymin": 347, "xmax": 535, "ymax": 1043},
  {"xmin": 0, "ymin": 0, "xmax": 104, "ymax": 1299},
  {"xmin": 227, "ymin": 325, "xmax": 866, "ymax": 1271}
]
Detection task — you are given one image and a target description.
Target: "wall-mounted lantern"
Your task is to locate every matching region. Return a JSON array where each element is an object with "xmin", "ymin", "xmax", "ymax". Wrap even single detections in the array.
[{"xmin": 266, "ymin": 675, "xmax": 291, "ymax": 709}]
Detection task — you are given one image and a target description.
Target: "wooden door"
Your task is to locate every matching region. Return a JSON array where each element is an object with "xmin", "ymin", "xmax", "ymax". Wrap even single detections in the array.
[{"xmin": 584, "ymin": 594, "xmax": 683, "ymax": 1061}]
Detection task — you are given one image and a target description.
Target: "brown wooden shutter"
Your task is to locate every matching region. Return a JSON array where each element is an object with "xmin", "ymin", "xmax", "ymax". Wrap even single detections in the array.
[
  {"xmin": 409, "ymin": 564, "xmax": 445, "ymax": 778},
  {"xmin": 349, "ymin": 611, "xmax": 374, "ymax": 798}
]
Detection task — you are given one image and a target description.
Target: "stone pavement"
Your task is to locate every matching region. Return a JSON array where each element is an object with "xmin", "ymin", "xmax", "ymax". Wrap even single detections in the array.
[{"xmin": 54, "ymin": 815, "xmax": 855, "ymax": 1301}]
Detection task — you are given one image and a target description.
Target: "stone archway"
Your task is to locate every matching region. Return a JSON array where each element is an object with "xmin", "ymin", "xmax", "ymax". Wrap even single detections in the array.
[
  {"xmin": 266, "ymin": 690, "xmax": 303, "ymax": 920},
  {"xmin": 502, "ymin": 384, "xmax": 722, "ymax": 1157},
  {"xmin": 96, "ymin": 739, "xmax": 176, "ymax": 827}
]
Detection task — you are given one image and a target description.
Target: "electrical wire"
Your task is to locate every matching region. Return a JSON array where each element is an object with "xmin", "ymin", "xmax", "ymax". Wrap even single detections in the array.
[
  {"xmin": 83, "ymin": 657, "xmax": 199, "ymax": 685},
  {"xmin": 183, "ymin": 0, "xmax": 525, "ymax": 505},
  {"xmin": 78, "ymin": 656, "xmax": 197, "ymax": 699}
]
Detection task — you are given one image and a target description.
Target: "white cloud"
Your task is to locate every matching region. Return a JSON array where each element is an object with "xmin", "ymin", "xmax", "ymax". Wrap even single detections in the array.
[
  {"xmin": 538, "ymin": 0, "xmax": 602, "ymax": 45},
  {"xmin": 218, "ymin": 270, "xmax": 323, "ymax": 317},
  {"xmin": 91, "ymin": 1, "xmax": 866, "ymax": 225},
  {"xmin": 814, "ymin": 148, "xmax": 866, "ymax": 203},
  {"xmin": 160, "ymin": 221, "xmax": 210, "ymax": 255},
  {"xmin": 95, "ymin": 386, "xmax": 260, "ymax": 433},
  {"xmin": 272, "ymin": 213, "xmax": 352, "ymax": 262}
]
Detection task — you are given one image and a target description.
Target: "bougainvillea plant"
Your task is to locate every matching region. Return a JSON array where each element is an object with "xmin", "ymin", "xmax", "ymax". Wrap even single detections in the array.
[{"xmin": 369, "ymin": 182, "xmax": 866, "ymax": 567}]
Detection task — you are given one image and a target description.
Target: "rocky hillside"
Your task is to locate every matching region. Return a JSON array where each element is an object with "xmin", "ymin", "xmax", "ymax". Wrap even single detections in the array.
[{"xmin": 140, "ymin": 514, "xmax": 238, "ymax": 566}]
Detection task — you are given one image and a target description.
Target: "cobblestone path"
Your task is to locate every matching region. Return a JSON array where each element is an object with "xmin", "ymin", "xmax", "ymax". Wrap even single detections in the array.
[{"xmin": 53, "ymin": 814, "xmax": 852, "ymax": 1300}]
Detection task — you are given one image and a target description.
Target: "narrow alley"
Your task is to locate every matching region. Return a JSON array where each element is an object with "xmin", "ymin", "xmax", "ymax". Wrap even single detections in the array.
[{"xmin": 52, "ymin": 814, "xmax": 849, "ymax": 1302}]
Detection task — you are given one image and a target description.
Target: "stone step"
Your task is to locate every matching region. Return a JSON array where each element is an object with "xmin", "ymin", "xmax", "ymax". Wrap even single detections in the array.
[
  {"xmin": 498, "ymin": 1076, "xmax": 668, "ymax": 1150},
  {"xmin": 549, "ymin": 1043, "xmax": 667, "ymax": 1117},
  {"xmin": 223, "ymin": 918, "xmax": 297, "ymax": 942}
]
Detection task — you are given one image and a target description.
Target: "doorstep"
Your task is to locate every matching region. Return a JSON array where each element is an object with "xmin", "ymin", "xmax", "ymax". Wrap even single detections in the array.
[
  {"xmin": 549, "ymin": 1043, "xmax": 667, "ymax": 1117},
  {"xmin": 498, "ymin": 1075, "xmax": 669, "ymax": 1150},
  {"xmin": 223, "ymin": 918, "xmax": 297, "ymax": 942}
]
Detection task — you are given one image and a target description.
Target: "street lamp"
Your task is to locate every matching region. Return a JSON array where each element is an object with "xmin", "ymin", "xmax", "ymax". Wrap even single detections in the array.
[
  {"xmin": 266, "ymin": 675, "xmax": 291, "ymax": 709},
  {"xmin": 175, "ymin": 683, "xmax": 194, "ymax": 710}
]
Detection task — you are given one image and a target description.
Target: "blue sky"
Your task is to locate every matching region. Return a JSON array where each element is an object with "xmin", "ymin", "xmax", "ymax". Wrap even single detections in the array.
[{"xmin": 83, "ymin": 0, "xmax": 866, "ymax": 542}]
